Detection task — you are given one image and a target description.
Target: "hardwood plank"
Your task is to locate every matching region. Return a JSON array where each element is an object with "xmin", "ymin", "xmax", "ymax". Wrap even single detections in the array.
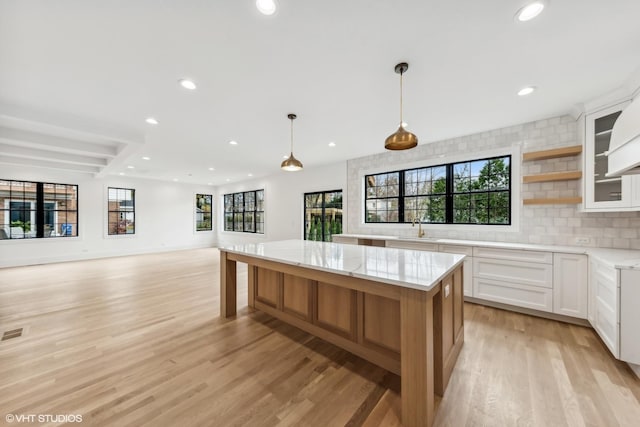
[{"xmin": 1, "ymin": 249, "xmax": 639, "ymax": 427}]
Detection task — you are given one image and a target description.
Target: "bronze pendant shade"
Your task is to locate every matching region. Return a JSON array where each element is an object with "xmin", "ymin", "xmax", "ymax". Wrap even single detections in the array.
[
  {"xmin": 281, "ymin": 113, "xmax": 303, "ymax": 171},
  {"xmin": 385, "ymin": 62, "xmax": 418, "ymax": 150}
]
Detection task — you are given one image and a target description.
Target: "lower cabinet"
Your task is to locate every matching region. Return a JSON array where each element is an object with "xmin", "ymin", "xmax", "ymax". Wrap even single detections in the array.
[
  {"xmin": 620, "ymin": 270, "xmax": 640, "ymax": 364},
  {"xmin": 553, "ymin": 253, "xmax": 588, "ymax": 319},
  {"xmin": 590, "ymin": 258, "xmax": 620, "ymax": 357}
]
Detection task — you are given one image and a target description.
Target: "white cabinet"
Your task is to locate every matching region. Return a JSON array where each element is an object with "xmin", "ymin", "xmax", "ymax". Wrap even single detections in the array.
[
  {"xmin": 584, "ymin": 100, "xmax": 640, "ymax": 211},
  {"xmin": 589, "ymin": 258, "xmax": 620, "ymax": 357},
  {"xmin": 587, "ymin": 260, "xmax": 640, "ymax": 365},
  {"xmin": 472, "ymin": 247, "xmax": 553, "ymax": 312},
  {"xmin": 620, "ymin": 270, "xmax": 640, "ymax": 364},
  {"xmin": 553, "ymin": 253, "xmax": 588, "ymax": 319},
  {"xmin": 439, "ymin": 244, "xmax": 473, "ymax": 297}
]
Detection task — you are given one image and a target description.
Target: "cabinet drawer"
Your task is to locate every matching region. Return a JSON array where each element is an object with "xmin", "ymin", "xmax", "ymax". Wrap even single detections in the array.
[
  {"xmin": 385, "ymin": 240, "xmax": 438, "ymax": 251},
  {"xmin": 473, "ymin": 247, "xmax": 552, "ymax": 264},
  {"xmin": 473, "ymin": 257, "xmax": 553, "ymax": 288},
  {"xmin": 473, "ymin": 277, "xmax": 553, "ymax": 312},
  {"xmin": 438, "ymin": 244, "xmax": 473, "ymax": 256}
]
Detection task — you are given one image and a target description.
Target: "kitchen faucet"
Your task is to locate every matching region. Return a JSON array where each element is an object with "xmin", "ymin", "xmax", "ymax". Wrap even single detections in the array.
[{"xmin": 411, "ymin": 215, "xmax": 425, "ymax": 238}]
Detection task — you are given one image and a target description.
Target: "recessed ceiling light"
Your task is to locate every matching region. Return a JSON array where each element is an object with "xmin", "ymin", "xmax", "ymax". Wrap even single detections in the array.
[
  {"xmin": 516, "ymin": 1, "xmax": 545, "ymax": 22},
  {"xmin": 207, "ymin": 182, "xmax": 213, "ymax": 186},
  {"xmin": 173, "ymin": 178, "xmax": 179, "ymax": 182},
  {"xmin": 256, "ymin": 0, "xmax": 277, "ymax": 15},
  {"xmin": 328, "ymin": 142, "xmax": 336, "ymax": 147},
  {"xmin": 208, "ymin": 167, "xmax": 215, "ymax": 171},
  {"xmin": 119, "ymin": 172, "xmax": 125, "ymax": 176},
  {"xmin": 248, "ymin": 173, "xmax": 253, "ymax": 177},
  {"xmin": 225, "ymin": 178, "xmax": 230, "ymax": 182},
  {"xmin": 229, "ymin": 140, "xmax": 238, "ymax": 145},
  {"xmin": 142, "ymin": 156, "xmax": 151, "ymax": 160},
  {"xmin": 517, "ymin": 86, "xmax": 537, "ymax": 96},
  {"xmin": 145, "ymin": 117, "xmax": 159, "ymax": 125},
  {"xmin": 127, "ymin": 165, "xmax": 135, "ymax": 169},
  {"xmin": 179, "ymin": 79, "xmax": 197, "ymax": 90},
  {"xmin": 283, "ymin": 154, "xmax": 289, "ymax": 159}
]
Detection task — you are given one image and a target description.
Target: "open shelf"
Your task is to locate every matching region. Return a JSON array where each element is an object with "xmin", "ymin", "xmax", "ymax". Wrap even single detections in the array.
[
  {"xmin": 595, "ymin": 129, "xmax": 613, "ymax": 137},
  {"xmin": 523, "ymin": 171, "xmax": 582, "ymax": 184},
  {"xmin": 595, "ymin": 177, "xmax": 622, "ymax": 184},
  {"xmin": 523, "ymin": 197, "xmax": 583, "ymax": 205},
  {"xmin": 522, "ymin": 145, "xmax": 582, "ymax": 161}
]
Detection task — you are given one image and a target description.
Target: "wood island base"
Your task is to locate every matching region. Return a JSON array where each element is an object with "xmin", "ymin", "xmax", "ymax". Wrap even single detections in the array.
[{"xmin": 220, "ymin": 250, "xmax": 464, "ymax": 427}]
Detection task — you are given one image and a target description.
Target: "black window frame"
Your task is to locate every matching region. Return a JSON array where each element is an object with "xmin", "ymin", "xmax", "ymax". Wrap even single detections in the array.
[
  {"xmin": 223, "ymin": 189, "xmax": 264, "ymax": 234},
  {"xmin": 0, "ymin": 179, "xmax": 79, "ymax": 239},
  {"xmin": 107, "ymin": 187, "xmax": 136, "ymax": 235},
  {"xmin": 303, "ymin": 189, "xmax": 343, "ymax": 242},
  {"xmin": 364, "ymin": 155, "xmax": 512, "ymax": 226},
  {"xmin": 195, "ymin": 193, "xmax": 213, "ymax": 232}
]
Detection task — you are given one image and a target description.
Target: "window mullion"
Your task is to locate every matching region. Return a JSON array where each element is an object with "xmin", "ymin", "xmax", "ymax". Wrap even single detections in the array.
[
  {"xmin": 445, "ymin": 164, "xmax": 453, "ymax": 224},
  {"xmin": 36, "ymin": 182, "xmax": 44, "ymax": 238}
]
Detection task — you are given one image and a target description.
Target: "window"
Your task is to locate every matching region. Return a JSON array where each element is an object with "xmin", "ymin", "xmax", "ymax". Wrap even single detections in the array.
[
  {"xmin": 195, "ymin": 194, "xmax": 212, "ymax": 231},
  {"xmin": 365, "ymin": 155, "xmax": 511, "ymax": 225},
  {"xmin": 304, "ymin": 190, "xmax": 343, "ymax": 242},
  {"xmin": 0, "ymin": 179, "xmax": 78, "ymax": 239},
  {"xmin": 365, "ymin": 172, "xmax": 400, "ymax": 222},
  {"xmin": 108, "ymin": 187, "xmax": 135, "ymax": 235},
  {"xmin": 224, "ymin": 189, "xmax": 264, "ymax": 233}
]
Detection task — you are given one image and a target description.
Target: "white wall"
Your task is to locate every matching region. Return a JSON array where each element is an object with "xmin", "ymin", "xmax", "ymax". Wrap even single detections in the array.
[
  {"xmin": 346, "ymin": 115, "xmax": 640, "ymax": 249},
  {"xmin": 216, "ymin": 162, "xmax": 347, "ymax": 248},
  {"xmin": 0, "ymin": 165, "xmax": 217, "ymax": 267}
]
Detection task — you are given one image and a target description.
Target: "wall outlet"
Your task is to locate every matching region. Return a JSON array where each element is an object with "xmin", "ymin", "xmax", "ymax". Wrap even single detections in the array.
[{"xmin": 574, "ymin": 237, "xmax": 591, "ymax": 245}]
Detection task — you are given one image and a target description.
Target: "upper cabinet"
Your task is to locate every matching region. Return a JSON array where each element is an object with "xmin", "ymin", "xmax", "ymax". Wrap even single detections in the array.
[{"xmin": 583, "ymin": 100, "xmax": 640, "ymax": 211}]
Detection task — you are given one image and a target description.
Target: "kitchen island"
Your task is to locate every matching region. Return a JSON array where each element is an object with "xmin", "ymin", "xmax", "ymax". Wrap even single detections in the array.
[{"xmin": 219, "ymin": 240, "xmax": 465, "ymax": 427}]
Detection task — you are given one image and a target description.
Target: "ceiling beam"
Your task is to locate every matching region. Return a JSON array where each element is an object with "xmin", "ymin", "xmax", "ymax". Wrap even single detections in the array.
[
  {"xmin": 0, "ymin": 143, "xmax": 108, "ymax": 167},
  {"xmin": 0, "ymin": 126, "xmax": 119, "ymax": 157},
  {"xmin": 0, "ymin": 155, "xmax": 101, "ymax": 174}
]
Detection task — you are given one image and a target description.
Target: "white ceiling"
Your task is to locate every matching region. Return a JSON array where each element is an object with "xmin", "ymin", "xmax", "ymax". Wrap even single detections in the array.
[{"xmin": 1, "ymin": 0, "xmax": 640, "ymax": 184}]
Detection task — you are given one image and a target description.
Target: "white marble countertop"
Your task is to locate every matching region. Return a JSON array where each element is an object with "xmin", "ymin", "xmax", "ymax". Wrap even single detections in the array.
[
  {"xmin": 221, "ymin": 239, "xmax": 465, "ymax": 291},
  {"xmin": 333, "ymin": 234, "xmax": 640, "ymax": 270}
]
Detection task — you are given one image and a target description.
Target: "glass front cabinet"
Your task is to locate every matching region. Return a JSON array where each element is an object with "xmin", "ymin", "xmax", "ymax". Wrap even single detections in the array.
[{"xmin": 584, "ymin": 100, "xmax": 640, "ymax": 211}]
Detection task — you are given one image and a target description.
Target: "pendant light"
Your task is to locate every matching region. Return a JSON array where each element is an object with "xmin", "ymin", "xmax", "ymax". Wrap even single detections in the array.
[
  {"xmin": 385, "ymin": 62, "xmax": 418, "ymax": 150},
  {"xmin": 281, "ymin": 113, "xmax": 303, "ymax": 171}
]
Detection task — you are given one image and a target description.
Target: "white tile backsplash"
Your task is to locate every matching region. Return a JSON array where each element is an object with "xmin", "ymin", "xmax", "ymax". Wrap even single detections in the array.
[{"xmin": 346, "ymin": 114, "xmax": 640, "ymax": 249}]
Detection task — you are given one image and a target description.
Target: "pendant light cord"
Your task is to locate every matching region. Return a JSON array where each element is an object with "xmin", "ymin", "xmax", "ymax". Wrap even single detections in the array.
[
  {"xmin": 399, "ymin": 70, "xmax": 404, "ymax": 126},
  {"xmin": 290, "ymin": 118, "xmax": 294, "ymax": 153}
]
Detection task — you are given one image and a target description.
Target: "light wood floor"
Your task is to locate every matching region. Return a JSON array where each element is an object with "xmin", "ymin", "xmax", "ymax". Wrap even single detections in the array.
[{"xmin": 1, "ymin": 249, "xmax": 639, "ymax": 426}]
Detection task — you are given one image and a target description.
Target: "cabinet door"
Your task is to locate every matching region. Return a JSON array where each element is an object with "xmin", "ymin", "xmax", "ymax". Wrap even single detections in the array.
[
  {"xmin": 632, "ymin": 176, "xmax": 640, "ymax": 208},
  {"xmin": 620, "ymin": 270, "xmax": 640, "ymax": 364},
  {"xmin": 584, "ymin": 101, "xmax": 632, "ymax": 210},
  {"xmin": 591, "ymin": 261, "xmax": 620, "ymax": 358},
  {"xmin": 552, "ymin": 253, "xmax": 588, "ymax": 319}
]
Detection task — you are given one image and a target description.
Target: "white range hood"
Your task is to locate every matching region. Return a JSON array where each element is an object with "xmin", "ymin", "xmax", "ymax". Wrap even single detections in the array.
[{"xmin": 607, "ymin": 95, "xmax": 640, "ymax": 176}]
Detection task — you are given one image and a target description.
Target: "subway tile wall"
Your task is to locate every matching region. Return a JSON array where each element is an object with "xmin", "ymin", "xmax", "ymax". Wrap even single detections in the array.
[{"xmin": 347, "ymin": 115, "xmax": 640, "ymax": 249}]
